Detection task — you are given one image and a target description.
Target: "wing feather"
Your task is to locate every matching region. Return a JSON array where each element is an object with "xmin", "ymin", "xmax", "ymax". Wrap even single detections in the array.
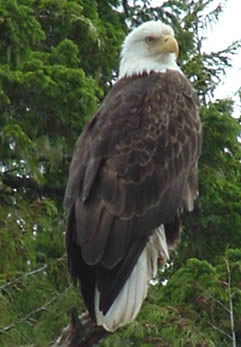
[{"xmin": 81, "ymin": 207, "xmax": 113, "ymax": 265}]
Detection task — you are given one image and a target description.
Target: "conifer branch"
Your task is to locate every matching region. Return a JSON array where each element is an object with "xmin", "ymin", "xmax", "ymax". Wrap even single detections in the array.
[
  {"xmin": 0, "ymin": 291, "xmax": 64, "ymax": 335},
  {"xmin": 0, "ymin": 264, "xmax": 48, "ymax": 291},
  {"xmin": 2, "ymin": 173, "xmax": 65, "ymax": 198},
  {"xmin": 195, "ymin": 266, "xmax": 237, "ymax": 345}
]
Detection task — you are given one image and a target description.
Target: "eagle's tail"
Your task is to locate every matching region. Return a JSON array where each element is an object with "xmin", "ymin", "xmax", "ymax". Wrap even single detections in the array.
[{"xmin": 94, "ymin": 226, "xmax": 169, "ymax": 332}]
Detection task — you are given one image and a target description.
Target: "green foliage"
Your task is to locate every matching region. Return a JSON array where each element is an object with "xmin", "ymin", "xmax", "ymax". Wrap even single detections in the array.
[
  {"xmin": 0, "ymin": 0, "xmax": 45, "ymax": 67},
  {"xmin": 103, "ymin": 252, "xmax": 241, "ymax": 346},
  {"xmin": 0, "ymin": 0, "xmax": 240, "ymax": 345},
  {"xmin": 0, "ymin": 0, "xmax": 126, "ymax": 345}
]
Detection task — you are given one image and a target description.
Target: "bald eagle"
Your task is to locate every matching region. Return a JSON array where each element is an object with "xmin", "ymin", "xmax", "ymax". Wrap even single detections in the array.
[{"xmin": 64, "ymin": 21, "xmax": 202, "ymax": 332}]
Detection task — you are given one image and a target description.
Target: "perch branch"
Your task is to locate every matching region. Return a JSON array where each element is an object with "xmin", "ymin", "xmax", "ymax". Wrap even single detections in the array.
[{"xmin": 53, "ymin": 309, "xmax": 108, "ymax": 347}]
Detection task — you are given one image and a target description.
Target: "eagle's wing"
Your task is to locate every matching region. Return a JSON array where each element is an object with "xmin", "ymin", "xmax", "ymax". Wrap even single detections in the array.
[{"xmin": 64, "ymin": 70, "xmax": 201, "ymax": 318}]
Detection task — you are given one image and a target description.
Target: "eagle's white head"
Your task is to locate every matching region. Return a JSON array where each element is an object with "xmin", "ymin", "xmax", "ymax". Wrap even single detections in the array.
[{"xmin": 119, "ymin": 21, "xmax": 180, "ymax": 79}]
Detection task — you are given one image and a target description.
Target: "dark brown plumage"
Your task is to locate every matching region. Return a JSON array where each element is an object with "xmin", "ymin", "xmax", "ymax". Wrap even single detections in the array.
[{"xmin": 64, "ymin": 69, "xmax": 202, "ymax": 329}]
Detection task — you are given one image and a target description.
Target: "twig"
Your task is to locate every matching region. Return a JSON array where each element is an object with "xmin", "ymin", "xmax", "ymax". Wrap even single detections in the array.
[
  {"xmin": 225, "ymin": 257, "xmax": 236, "ymax": 347},
  {"xmin": 209, "ymin": 322, "xmax": 232, "ymax": 340},
  {"xmin": 195, "ymin": 281, "xmax": 230, "ymax": 314},
  {"xmin": 206, "ymin": 291, "xmax": 230, "ymax": 314}
]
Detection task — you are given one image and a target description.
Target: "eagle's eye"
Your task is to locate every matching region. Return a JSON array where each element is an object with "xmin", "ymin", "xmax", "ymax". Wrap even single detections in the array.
[{"xmin": 145, "ymin": 36, "xmax": 155, "ymax": 43}]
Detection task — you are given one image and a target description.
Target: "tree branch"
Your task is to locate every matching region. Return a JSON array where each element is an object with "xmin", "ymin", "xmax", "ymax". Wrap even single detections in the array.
[
  {"xmin": 122, "ymin": 0, "xmax": 130, "ymax": 17},
  {"xmin": 53, "ymin": 309, "xmax": 108, "ymax": 347},
  {"xmin": 1, "ymin": 173, "xmax": 65, "ymax": 198}
]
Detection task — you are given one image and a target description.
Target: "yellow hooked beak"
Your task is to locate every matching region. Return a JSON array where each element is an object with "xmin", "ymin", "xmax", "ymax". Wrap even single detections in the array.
[{"xmin": 160, "ymin": 35, "xmax": 179, "ymax": 58}]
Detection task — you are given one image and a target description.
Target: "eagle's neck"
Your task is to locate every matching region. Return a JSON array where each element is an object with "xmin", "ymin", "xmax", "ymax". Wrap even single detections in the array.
[{"xmin": 119, "ymin": 53, "xmax": 181, "ymax": 79}]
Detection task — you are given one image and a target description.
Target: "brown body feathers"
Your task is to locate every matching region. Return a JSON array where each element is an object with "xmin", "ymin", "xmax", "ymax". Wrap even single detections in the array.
[{"xmin": 64, "ymin": 69, "xmax": 202, "ymax": 328}]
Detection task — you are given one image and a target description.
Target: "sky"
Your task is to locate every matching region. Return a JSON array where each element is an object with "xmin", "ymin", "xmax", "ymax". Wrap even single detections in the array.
[
  {"xmin": 203, "ymin": 0, "xmax": 241, "ymax": 115},
  {"xmin": 152, "ymin": 0, "xmax": 241, "ymax": 116}
]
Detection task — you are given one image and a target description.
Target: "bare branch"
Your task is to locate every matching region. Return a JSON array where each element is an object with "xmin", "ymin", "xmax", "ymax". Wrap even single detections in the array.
[
  {"xmin": 225, "ymin": 257, "xmax": 236, "ymax": 347},
  {"xmin": 209, "ymin": 322, "xmax": 232, "ymax": 340}
]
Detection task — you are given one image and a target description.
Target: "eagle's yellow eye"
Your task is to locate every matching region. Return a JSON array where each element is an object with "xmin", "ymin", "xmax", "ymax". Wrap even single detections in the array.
[{"xmin": 145, "ymin": 36, "xmax": 155, "ymax": 43}]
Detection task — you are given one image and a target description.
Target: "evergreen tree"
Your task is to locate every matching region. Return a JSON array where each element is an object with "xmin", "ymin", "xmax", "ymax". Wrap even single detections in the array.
[{"xmin": 0, "ymin": 0, "xmax": 240, "ymax": 346}]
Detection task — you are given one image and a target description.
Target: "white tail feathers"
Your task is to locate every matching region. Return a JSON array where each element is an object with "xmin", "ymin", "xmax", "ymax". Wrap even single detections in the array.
[{"xmin": 95, "ymin": 225, "xmax": 169, "ymax": 331}]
